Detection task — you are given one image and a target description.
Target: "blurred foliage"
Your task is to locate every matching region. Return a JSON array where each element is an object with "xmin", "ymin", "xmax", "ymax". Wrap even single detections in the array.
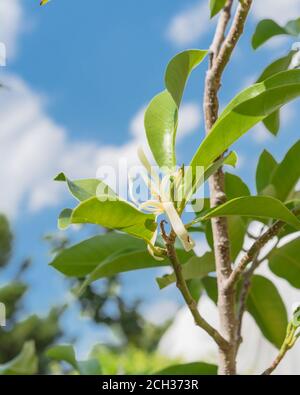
[{"xmin": 0, "ymin": 214, "xmax": 64, "ymax": 374}]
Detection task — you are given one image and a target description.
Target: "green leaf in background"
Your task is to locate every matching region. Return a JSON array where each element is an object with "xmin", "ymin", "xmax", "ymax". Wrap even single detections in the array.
[
  {"xmin": 54, "ymin": 172, "xmax": 116, "ymax": 202},
  {"xmin": 46, "ymin": 344, "xmax": 101, "ymax": 375},
  {"xmin": 0, "ymin": 214, "xmax": 12, "ymax": 268},
  {"xmin": 252, "ymin": 18, "xmax": 300, "ymax": 50},
  {"xmin": 269, "ymin": 140, "xmax": 300, "ymax": 202},
  {"xmin": 246, "ymin": 275, "xmax": 288, "ymax": 349},
  {"xmin": 269, "ymin": 238, "xmax": 300, "ymax": 289},
  {"xmin": 199, "ymin": 196, "xmax": 300, "ymax": 230},
  {"xmin": 190, "ymin": 70, "xmax": 300, "ymax": 173},
  {"xmin": 0, "ymin": 341, "xmax": 38, "ymax": 375},
  {"xmin": 69, "ymin": 197, "xmax": 157, "ymax": 243},
  {"xmin": 154, "ymin": 361, "xmax": 218, "ymax": 375},
  {"xmin": 252, "ymin": 19, "xmax": 288, "ymax": 50},
  {"xmin": 165, "ymin": 50, "xmax": 207, "ymax": 107},
  {"xmin": 256, "ymin": 150, "xmax": 278, "ymax": 194},
  {"xmin": 225, "ymin": 173, "xmax": 250, "ymax": 200},
  {"xmin": 209, "ymin": 0, "xmax": 226, "ymax": 18},
  {"xmin": 202, "ymin": 276, "xmax": 218, "ymax": 304},
  {"xmin": 145, "ymin": 50, "xmax": 207, "ymax": 169},
  {"xmin": 257, "ymin": 52, "xmax": 295, "ymax": 135},
  {"xmin": 50, "ymin": 233, "xmax": 145, "ymax": 277},
  {"xmin": 57, "ymin": 208, "xmax": 73, "ymax": 230},
  {"xmin": 156, "ymin": 252, "xmax": 215, "ymax": 289},
  {"xmin": 0, "ymin": 282, "xmax": 27, "ymax": 319}
]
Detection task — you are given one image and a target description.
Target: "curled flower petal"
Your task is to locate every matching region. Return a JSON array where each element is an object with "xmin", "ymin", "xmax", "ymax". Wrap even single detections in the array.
[{"xmin": 163, "ymin": 202, "xmax": 195, "ymax": 251}]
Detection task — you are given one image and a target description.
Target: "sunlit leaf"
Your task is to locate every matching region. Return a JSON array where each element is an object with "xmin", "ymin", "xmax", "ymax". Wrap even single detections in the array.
[
  {"xmin": 209, "ymin": 0, "xmax": 226, "ymax": 18},
  {"xmin": 145, "ymin": 50, "xmax": 207, "ymax": 169},
  {"xmin": 191, "ymin": 70, "xmax": 300, "ymax": 173},
  {"xmin": 198, "ymin": 196, "xmax": 300, "ymax": 230},
  {"xmin": 252, "ymin": 18, "xmax": 300, "ymax": 50},
  {"xmin": 65, "ymin": 197, "xmax": 157, "ymax": 243}
]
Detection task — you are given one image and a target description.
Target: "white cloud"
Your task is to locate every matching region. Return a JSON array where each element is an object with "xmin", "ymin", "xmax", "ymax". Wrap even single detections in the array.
[
  {"xmin": 166, "ymin": 1, "xmax": 212, "ymax": 46},
  {"xmin": 143, "ymin": 299, "xmax": 179, "ymax": 326},
  {"xmin": 252, "ymin": 0, "xmax": 300, "ymax": 24},
  {"xmin": 0, "ymin": 0, "xmax": 22, "ymax": 58},
  {"xmin": 167, "ymin": 0, "xmax": 300, "ymax": 47}
]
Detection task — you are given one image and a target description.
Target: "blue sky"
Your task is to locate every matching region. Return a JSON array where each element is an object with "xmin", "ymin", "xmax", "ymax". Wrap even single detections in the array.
[{"xmin": 0, "ymin": 0, "xmax": 300, "ymax": 352}]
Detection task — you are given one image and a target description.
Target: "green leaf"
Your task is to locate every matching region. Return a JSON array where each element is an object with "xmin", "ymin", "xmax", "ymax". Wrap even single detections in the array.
[
  {"xmin": 247, "ymin": 275, "xmax": 288, "ymax": 348},
  {"xmin": 199, "ymin": 196, "xmax": 300, "ymax": 230},
  {"xmin": 202, "ymin": 276, "xmax": 218, "ymax": 304},
  {"xmin": 145, "ymin": 50, "xmax": 207, "ymax": 169},
  {"xmin": 190, "ymin": 70, "xmax": 300, "ymax": 173},
  {"xmin": 0, "ymin": 282, "xmax": 27, "ymax": 319},
  {"xmin": 269, "ymin": 140, "xmax": 300, "ymax": 202},
  {"xmin": 80, "ymin": 248, "xmax": 192, "ymax": 292},
  {"xmin": 256, "ymin": 150, "xmax": 278, "ymax": 194},
  {"xmin": 46, "ymin": 344, "xmax": 77, "ymax": 369},
  {"xmin": 252, "ymin": 19, "xmax": 288, "ymax": 50},
  {"xmin": 257, "ymin": 53, "xmax": 295, "ymax": 83},
  {"xmin": 269, "ymin": 238, "xmax": 300, "ymax": 289},
  {"xmin": 55, "ymin": 172, "xmax": 116, "ymax": 202},
  {"xmin": 58, "ymin": 208, "xmax": 73, "ymax": 230},
  {"xmin": 165, "ymin": 50, "xmax": 208, "ymax": 107},
  {"xmin": 50, "ymin": 233, "xmax": 145, "ymax": 277},
  {"xmin": 257, "ymin": 52, "xmax": 295, "ymax": 135},
  {"xmin": 156, "ymin": 252, "xmax": 215, "ymax": 289},
  {"xmin": 209, "ymin": 0, "xmax": 226, "ymax": 18},
  {"xmin": 154, "ymin": 362, "xmax": 217, "ymax": 375},
  {"xmin": 224, "ymin": 173, "xmax": 250, "ymax": 200},
  {"xmin": 46, "ymin": 344, "xmax": 101, "ymax": 375},
  {"xmin": 0, "ymin": 214, "xmax": 12, "ymax": 268},
  {"xmin": 144, "ymin": 91, "xmax": 178, "ymax": 169},
  {"xmin": 0, "ymin": 341, "xmax": 38, "ymax": 375},
  {"xmin": 68, "ymin": 197, "xmax": 157, "ymax": 243}
]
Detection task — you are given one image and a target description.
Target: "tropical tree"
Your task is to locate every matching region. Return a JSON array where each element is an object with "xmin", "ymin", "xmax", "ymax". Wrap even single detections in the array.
[{"xmin": 50, "ymin": 1, "xmax": 300, "ymax": 375}]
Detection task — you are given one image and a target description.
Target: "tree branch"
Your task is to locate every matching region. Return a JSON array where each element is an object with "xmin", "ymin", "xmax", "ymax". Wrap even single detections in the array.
[
  {"xmin": 160, "ymin": 222, "xmax": 228, "ymax": 350},
  {"xmin": 226, "ymin": 207, "xmax": 300, "ymax": 290},
  {"xmin": 203, "ymin": 0, "xmax": 252, "ymax": 375}
]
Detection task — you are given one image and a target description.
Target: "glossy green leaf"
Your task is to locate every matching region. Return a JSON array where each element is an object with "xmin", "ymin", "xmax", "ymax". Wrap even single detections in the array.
[
  {"xmin": 58, "ymin": 208, "xmax": 73, "ymax": 230},
  {"xmin": 209, "ymin": 0, "xmax": 226, "ymax": 18},
  {"xmin": 144, "ymin": 91, "xmax": 178, "ymax": 169},
  {"xmin": 55, "ymin": 172, "xmax": 116, "ymax": 202},
  {"xmin": 269, "ymin": 140, "xmax": 300, "ymax": 202},
  {"xmin": 156, "ymin": 252, "xmax": 215, "ymax": 289},
  {"xmin": 199, "ymin": 196, "xmax": 300, "ymax": 230},
  {"xmin": 50, "ymin": 233, "xmax": 145, "ymax": 277},
  {"xmin": 190, "ymin": 70, "xmax": 300, "ymax": 173},
  {"xmin": 247, "ymin": 275, "xmax": 288, "ymax": 348},
  {"xmin": 81, "ymin": 249, "xmax": 171, "ymax": 291},
  {"xmin": 225, "ymin": 173, "xmax": 250, "ymax": 199},
  {"xmin": 252, "ymin": 19, "xmax": 288, "ymax": 50},
  {"xmin": 165, "ymin": 50, "xmax": 208, "ymax": 107},
  {"xmin": 256, "ymin": 150, "xmax": 278, "ymax": 194},
  {"xmin": 257, "ymin": 52, "xmax": 295, "ymax": 135},
  {"xmin": 46, "ymin": 344, "xmax": 101, "ymax": 375},
  {"xmin": 154, "ymin": 362, "xmax": 217, "ymax": 375},
  {"xmin": 269, "ymin": 238, "xmax": 300, "ymax": 288},
  {"xmin": 0, "ymin": 341, "xmax": 38, "ymax": 375},
  {"xmin": 67, "ymin": 197, "xmax": 157, "ymax": 243},
  {"xmin": 145, "ymin": 50, "xmax": 207, "ymax": 169}
]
